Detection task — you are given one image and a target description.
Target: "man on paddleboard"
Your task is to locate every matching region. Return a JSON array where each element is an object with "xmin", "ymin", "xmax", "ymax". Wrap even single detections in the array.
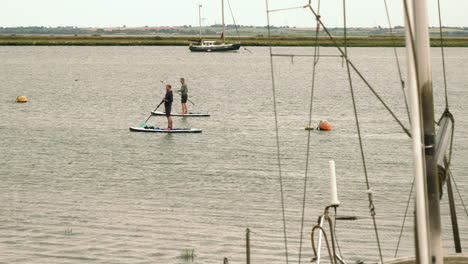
[
  {"xmin": 163, "ymin": 84, "xmax": 173, "ymax": 130},
  {"xmin": 177, "ymin": 78, "xmax": 188, "ymax": 114}
]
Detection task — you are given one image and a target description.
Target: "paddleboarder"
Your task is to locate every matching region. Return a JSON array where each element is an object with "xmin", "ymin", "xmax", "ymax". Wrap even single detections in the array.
[
  {"xmin": 177, "ymin": 78, "xmax": 189, "ymax": 114},
  {"xmin": 163, "ymin": 84, "xmax": 173, "ymax": 130}
]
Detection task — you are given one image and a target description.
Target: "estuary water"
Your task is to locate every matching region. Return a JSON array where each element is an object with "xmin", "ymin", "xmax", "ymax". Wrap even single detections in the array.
[{"xmin": 0, "ymin": 46, "xmax": 467, "ymax": 264}]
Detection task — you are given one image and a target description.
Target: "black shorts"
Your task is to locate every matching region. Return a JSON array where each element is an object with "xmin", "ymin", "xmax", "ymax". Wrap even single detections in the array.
[
  {"xmin": 181, "ymin": 94, "xmax": 188, "ymax": 104},
  {"xmin": 165, "ymin": 105, "xmax": 172, "ymax": 117}
]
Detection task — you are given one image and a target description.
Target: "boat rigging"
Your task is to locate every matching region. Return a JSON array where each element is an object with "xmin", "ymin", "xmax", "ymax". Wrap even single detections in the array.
[{"xmin": 264, "ymin": 0, "xmax": 467, "ymax": 263}]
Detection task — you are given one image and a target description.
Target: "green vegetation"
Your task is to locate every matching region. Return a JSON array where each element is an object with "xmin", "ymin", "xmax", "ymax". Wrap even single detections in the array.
[
  {"xmin": 64, "ymin": 227, "xmax": 73, "ymax": 235},
  {"xmin": 1, "ymin": 35, "xmax": 467, "ymax": 47},
  {"xmin": 0, "ymin": 35, "xmax": 191, "ymax": 46},
  {"xmin": 178, "ymin": 249, "xmax": 195, "ymax": 262},
  {"xmin": 1, "ymin": 25, "xmax": 467, "ymax": 46}
]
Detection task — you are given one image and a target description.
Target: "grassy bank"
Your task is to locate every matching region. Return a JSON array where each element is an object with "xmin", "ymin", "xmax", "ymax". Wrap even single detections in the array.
[{"xmin": 1, "ymin": 35, "xmax": 467, "ymax": 47}]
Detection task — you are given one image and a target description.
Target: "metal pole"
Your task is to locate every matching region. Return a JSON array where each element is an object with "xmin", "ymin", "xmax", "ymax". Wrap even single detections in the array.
[
  {"xmin": 446, "ymin": 172, "xmax": 462, "ymax": 253},
  {"xmin": 404, "ymin": 0, "xmax": 430, "ymax": 263},
  {"xmin": 246, "ymin": 228, "xmax": 251, "ymax": 264},
  {"xmin": 199, "ymin": 5, "xmax": 202, "ymax": 39},
  {"xmin": 221, "ymin": 0, "xmax": 225, "ymax": 43},
  {"xmin": 414, "ymin": 0, "xmax": 443, "ymax": 261},
  {"xmin": 316, "ymin": 216, "xmax": 325, "ymax": 264},
  {"xmin": 405, "ymin": 0, "xmax": 443, "ymax": 263}
]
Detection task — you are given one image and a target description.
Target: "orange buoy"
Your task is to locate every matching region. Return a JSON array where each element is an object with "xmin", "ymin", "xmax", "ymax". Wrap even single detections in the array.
[
  {"xmin": 318, "ymin": 120, "xmax": 332, "ymax": 131},
  {"xmin": 16, "ymin": 96, "xmax": 28, "ymax": 103}
]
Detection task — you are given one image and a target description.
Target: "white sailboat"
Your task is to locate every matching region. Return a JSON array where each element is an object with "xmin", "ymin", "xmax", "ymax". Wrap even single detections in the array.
[{"xmin": 189, "ymin": 0, "xmax": 241, "ymax": 52}]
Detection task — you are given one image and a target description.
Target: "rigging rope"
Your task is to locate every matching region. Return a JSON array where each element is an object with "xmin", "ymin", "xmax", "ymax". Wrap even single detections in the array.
[
  {"xmin": 298, "ymin": 2, "xmax": 321, "ymax": 263},
  {"xmin": 382, "ymin": 0, "xmax": 411, "ymax": 125},
  {"xmin": 436, "ymin": 0, "xmax": 464, "ymax": 230},
  {"xmin": 342, "ymin": 1, "xmax": 384, "ymax": 262},
  {"xmin": 265, "ymin": 1, "xmax": 289, "ymax": 263},
  {"xmin": 306, "ymin": 4, "xmax": 411, "ymax": 138},
  {"xmin": 435, "ymin": 1, "xmax": 459, "ymax": 223},
  {"xmin": 226, "ymin": 0, "xmax": 241, "ymax": 41},
  {"xmin": 450, "ymin": 173, "xmax": 468, "ymax": 217},
  {"xmin": 263, "ymin": 2, "xmax": 461, "ymax": 264},
  {"xmin": 436, "ymin": 0, "xmax": 449, "ymax": 110},
  {"xmin": 394, "ymin": 179, "xmax": 415, "ymax": 257},
  {"xmin": 435, "ymin": 0, "xmax": 467, "ymax": 221},
  {"xmin": 401, "ymin": 0, "xmax": 422, "ymax": 115},
  {"xmin": 441, "ymin": 112, "xmax": 467, "ymax": 217}
]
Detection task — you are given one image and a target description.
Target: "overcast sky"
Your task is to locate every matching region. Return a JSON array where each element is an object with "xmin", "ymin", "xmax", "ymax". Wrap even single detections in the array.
[{"xmin": 0, "ymin": 0, "xmax": 466, "ymax": 28}]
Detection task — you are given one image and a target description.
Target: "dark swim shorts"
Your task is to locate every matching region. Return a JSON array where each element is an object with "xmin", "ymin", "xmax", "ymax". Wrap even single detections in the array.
[
  {"xmin": 181, "ymin": 94, "xmax": 188, "ymax": 103},
  {"xmin": 165, "ymin": 105, "xmax": 172, "ymax": 117}
]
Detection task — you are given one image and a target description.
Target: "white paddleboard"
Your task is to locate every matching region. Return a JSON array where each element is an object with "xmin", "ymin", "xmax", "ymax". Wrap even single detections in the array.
[
  {"xmin": 152, "ymin": 111, "xmax": 210, "ymax": 117},
  {"xmin": 129, "ymin": 126, "xmax": 202, "ymax": 133}
]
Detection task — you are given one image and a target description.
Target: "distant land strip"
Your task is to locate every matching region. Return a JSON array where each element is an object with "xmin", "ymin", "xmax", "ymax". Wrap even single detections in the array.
[{"xmin": 0, "ymin": 35, "xmax": 467, "ymax": 47}]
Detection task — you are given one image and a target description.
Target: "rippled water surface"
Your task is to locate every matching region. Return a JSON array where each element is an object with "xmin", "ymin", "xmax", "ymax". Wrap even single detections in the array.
[{"xmin": 1, "ymin": 46, "xmax": 467, "ymax": 264}]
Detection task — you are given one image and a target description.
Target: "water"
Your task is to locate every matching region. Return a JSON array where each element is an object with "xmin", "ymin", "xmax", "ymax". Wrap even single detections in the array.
[{"xmin": 0, "ymin": 46, "xmax": 467, "ymax": 264}]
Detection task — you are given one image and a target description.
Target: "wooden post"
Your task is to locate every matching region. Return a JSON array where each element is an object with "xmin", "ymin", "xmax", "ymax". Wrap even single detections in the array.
[{"xmin": 246, "ymin": 228, "xmax": 251, "ymax": 264}]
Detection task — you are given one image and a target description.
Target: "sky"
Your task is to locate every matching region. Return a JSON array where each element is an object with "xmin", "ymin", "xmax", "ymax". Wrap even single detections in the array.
[{"xmin": 0, "ymin": 0, "xmax": 466, "ymax": 28}]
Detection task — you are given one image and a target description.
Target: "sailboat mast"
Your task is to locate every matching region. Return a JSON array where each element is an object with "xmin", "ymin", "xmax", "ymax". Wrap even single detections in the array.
[
  {"xmin": 221, "ymin": 0, "xmax": 226, "ymax": 43},
  {"xmin": 199, "ymin": 4, "xmax": 202, "ymax": 39},
  {"xmin": 405, "ymin": 0, "xmax": 443, "ymax": 263}
]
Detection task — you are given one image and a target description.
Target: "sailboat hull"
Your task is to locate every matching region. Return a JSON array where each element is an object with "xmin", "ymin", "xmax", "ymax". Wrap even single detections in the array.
[{"xmin": 189, "ymin": 43, "xmax": 241, "ymax": 52}]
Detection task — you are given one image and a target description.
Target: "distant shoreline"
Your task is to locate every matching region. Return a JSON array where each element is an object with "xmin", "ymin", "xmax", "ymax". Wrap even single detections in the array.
[{"xmin": 1, "ymin": 35, "xmax": 467, "ymax": 47}]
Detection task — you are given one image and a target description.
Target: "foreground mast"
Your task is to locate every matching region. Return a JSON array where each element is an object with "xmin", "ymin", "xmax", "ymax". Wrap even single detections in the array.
[{"xmin": 405, "ymin": 0, "xmax": 443, "ymax": 263}]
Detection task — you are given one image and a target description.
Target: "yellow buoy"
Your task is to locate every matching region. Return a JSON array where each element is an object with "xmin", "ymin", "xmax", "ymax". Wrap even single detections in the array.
[
  {"xmin": 304, "ymin": 125, "xmax": 314, "ymax": 130},
  {"xmin": 16, "ymin": 96, "xmax": 28, "ymax": 103}
]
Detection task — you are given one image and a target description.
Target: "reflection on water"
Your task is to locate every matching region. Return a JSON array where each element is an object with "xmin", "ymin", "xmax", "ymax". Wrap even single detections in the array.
[{"xmin": 0, "ymin": 46, "xmax": 467, "ymax": 264}]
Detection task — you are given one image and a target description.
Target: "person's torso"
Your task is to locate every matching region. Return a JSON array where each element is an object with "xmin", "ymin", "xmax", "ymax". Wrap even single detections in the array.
[
  {"xmin": 181, "ymin": 84, "xmax": 188, "ymax": 95},
  {"xmin": 165, "ymin": 91, "xmax": 173, "ymax": 105}
]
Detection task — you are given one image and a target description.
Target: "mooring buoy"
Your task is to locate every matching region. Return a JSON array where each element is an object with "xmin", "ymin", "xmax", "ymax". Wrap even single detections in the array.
[{"xmin": 16, "ymin": 96, "xmax": 28, "ymax": 103}]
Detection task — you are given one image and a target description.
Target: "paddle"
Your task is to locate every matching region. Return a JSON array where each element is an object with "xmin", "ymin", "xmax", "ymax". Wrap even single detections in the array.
[{"xmin": 139, "ymin": 100, "xmax": 164, "ymax": 127}]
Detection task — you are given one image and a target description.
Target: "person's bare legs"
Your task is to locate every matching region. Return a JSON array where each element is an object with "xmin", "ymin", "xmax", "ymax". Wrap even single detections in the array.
[
  {"xmin": 167, "ymin": 116, "xmax": 173, "ymax": 130},
  {"xmin": 183, "ymin": 103, "xmax": 188, "ymax": 114}
]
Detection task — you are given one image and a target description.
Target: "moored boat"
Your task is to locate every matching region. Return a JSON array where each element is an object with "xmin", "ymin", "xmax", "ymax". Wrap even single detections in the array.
[
  {"xmin": 189, "ymin": 0, "xmax": 241, "ymax": 52},
  {"xmin": 189, "ymin": 41, "xmax": 241, "ymax": 52}
]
